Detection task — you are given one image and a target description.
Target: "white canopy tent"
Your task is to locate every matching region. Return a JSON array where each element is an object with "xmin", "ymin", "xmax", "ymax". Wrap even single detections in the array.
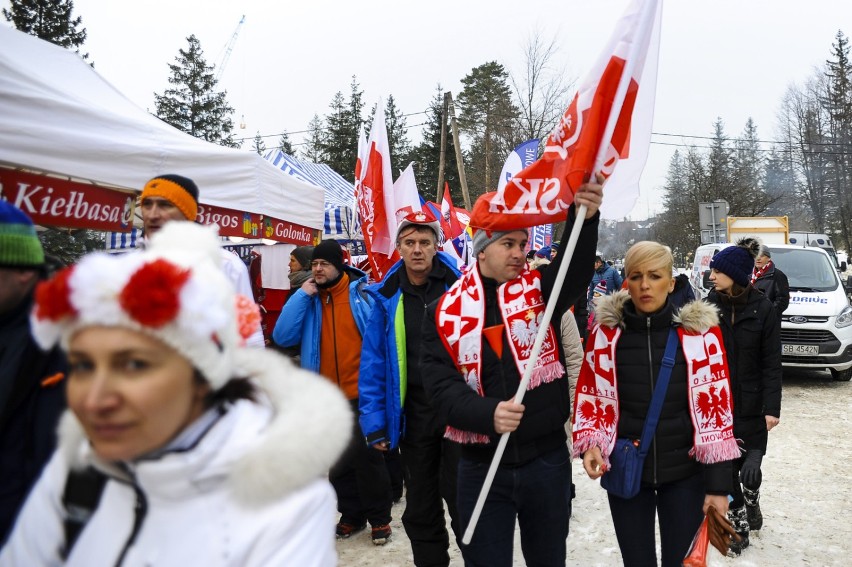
[{"xmin": 0, "ymin": 25, "xmax": 324, "ymax": 231}]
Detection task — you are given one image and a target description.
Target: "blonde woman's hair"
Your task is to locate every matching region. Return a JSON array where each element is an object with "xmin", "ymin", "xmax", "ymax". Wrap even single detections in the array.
[{"xmin": 624, "ymin": 241, "xmax": 673, "ymax": 277}]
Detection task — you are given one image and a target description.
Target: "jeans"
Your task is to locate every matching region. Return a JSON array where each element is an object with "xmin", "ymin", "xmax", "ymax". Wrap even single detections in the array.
[
  {"xmin": 607, "ymin": 472, "xmax": 705, "ymax": 567},
  {"xmin": 456, "ymin": 445, "xmax": 571, "ymax": 567}
]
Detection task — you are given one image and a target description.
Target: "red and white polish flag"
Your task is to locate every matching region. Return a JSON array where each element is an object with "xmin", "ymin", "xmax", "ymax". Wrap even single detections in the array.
[
  {"xmin": 440, "ymin": 183, "xmax": 465, "ymax": 240},
  {"xmin": 469, "ymin": 0, "xmax": 662, "ymax": 231},
  {"xmin": 355, "ymin": 100, "xmax": 399, "ymax": 280}
]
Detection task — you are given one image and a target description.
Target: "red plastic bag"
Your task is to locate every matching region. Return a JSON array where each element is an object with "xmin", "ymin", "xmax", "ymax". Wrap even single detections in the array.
[{"xmin": 682, "ymin": 515, "xmax": 709, "ymax": 567}]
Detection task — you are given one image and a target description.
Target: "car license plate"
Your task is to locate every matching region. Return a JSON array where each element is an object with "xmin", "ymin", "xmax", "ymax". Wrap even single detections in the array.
[{"xmin": 782, "ymin": 344, "xmax": 819, "ymax": 355}]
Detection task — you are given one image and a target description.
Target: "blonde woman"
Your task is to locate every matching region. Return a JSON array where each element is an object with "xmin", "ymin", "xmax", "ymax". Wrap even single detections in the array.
[{"xmin": 573, "ymin": 241, "xmax": 739, "ymax": 566}]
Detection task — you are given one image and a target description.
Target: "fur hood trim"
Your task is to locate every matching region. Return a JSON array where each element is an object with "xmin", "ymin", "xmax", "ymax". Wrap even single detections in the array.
[
  {"xmin": 58, "ymin": 348, "xmax": 352, "ymax": 505},
  {"xmin": 594, "ymin": 290, "xmax": 719, "ymax": 333}
]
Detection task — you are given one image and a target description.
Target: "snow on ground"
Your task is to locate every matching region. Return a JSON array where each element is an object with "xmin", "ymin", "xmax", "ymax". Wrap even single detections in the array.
[{"xmin": 337, "ymin": 368, "xmax": 851, "ymax": 566}]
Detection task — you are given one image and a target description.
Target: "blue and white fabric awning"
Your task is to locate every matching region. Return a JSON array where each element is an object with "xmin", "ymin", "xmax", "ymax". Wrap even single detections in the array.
[
  {"xmin": 106, "ymin": 227, "xmax": 141, "ymax": 252},
  {"xmin": 264, "ymin": 150, "xmax": 361, "ymax": 239}
]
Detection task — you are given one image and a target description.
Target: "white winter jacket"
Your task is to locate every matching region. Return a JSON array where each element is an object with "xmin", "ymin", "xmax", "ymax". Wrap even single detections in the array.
[{"xmin": 0, "ymin": 349, "xmax": 352, "ymax": 567}]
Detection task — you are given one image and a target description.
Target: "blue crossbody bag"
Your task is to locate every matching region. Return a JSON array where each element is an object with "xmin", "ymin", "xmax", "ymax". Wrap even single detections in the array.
[{"xmin": 601, "ymin": 327, "xmax": 678, "ymax": 499}]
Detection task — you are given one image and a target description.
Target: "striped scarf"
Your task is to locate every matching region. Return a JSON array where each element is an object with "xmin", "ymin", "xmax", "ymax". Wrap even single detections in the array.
[
  {"xmin": 435, "ymin": 265, "xmax": 565, "ymax": 444},
  {"xmin": 572, "ymin": 323, "xmax": 740, "ymax": 467}
]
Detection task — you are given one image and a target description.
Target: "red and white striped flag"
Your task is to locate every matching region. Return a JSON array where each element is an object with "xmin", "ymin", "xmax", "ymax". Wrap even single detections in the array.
[
  {"xmin": 440, "ymin": 183, "xmax": 464, "ymax": 240},
  {"xmin": 468, "ymin": 0, "xmax": 662, "ymax": 231},
  {"xmin": 355, "ymin": 100, "xmax": 398, "ymax": 280}
]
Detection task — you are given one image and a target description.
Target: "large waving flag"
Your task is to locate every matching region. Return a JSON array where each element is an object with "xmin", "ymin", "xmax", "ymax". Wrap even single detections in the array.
[
  {"xmin": 469, "ymin": 0, "xmax": 661, "ymax": 230},
  {"xmin": 355, "ymin": 100, "xmax": 398, "ymax": 280},
  {"xmin": 460, "ymin": 0, "xmax": 664, "ymax": 545}
]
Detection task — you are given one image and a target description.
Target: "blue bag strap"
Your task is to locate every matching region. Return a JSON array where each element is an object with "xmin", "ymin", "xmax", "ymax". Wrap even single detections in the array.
[{"xmin": 637, "ymin": 327, "xmax": 679, "ymax": 457}]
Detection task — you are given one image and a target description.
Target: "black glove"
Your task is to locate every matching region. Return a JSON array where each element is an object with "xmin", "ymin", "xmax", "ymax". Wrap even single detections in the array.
[{"xmin": 739, "ymin": 449, "xmax": 764, "ymax": 488}]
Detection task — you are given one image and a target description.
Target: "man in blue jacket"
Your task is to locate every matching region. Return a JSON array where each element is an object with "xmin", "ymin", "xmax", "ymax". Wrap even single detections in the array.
[
  {"xmin": 587, "ymin": 255, "xmax": 624, "ymax": 329},
  {"xmin": 273, "ymin": 239, "xmax": 394, "ymax": 545},
  {"xmin": 359, "ymin": 210, "xmax": 462, "ymax": 566}
]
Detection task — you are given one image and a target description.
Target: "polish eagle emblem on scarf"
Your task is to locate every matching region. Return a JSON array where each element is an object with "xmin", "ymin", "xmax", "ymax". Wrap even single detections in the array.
[
  {"xmin": 577, "ymin": 398, "xmax": 617, "ymax": 430},
  {"xmin": 509, "ymin": 309, "xmax": 541, "ymax": 357},
  {"xmin": 695, "ymin": 384, "xmax": 732, "ymax": 429}
]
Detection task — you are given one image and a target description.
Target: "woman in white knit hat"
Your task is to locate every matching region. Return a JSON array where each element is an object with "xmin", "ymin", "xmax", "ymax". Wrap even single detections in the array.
[{"xmin": 0, "ymin": 223, "xmax": 352, "ymax": 567}]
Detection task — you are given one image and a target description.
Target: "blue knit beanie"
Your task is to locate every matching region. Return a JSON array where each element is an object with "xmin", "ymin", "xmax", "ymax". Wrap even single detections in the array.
[
  {"xmin": 709, "ymin": 238, "xmax": 759, "ymax": 287},
  {"xmin": 535, "ymin": 246, "xmax": 551, "ymax": 259},
  {"xmin": 0, "ymin": 201, "xmax": 45, "ymax": 268}
]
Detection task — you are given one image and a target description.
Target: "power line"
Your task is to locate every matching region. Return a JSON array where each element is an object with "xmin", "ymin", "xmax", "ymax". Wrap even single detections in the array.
[
  {"xmin": 237, "ymin": 106, "xmax": 852, "ymax": 157},
  {"xmin": 649, "ymin": 139, "xmax": 852, "ymax": 157}
]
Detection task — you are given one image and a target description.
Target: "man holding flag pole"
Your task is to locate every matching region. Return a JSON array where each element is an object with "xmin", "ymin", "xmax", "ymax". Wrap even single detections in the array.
[
  {"xmin": 420, "ymin": 180, "xmax": 601, "ymax": 565},
  {"xmin": 421, "ymin": 0, "xmax": 662, "ymax": 563}
]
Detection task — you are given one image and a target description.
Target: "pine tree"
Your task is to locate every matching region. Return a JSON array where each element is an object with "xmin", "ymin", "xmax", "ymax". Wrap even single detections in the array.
[
  {"xmin": 457, "ymin": 61, "xmax": 520, "ymax": 200},
  {"xmin": 252, "ymin": 131, "xmax": 266, "ymax": 155},
  {"xmin": 319, "ymin": 91, "xmax": 351, "ymax": 175},
  {"xmin": 823, "ymin": 30, "xmax": 852, "ymax": 250},
  {"xmin": 277, "ymin": 131, "xmax": 294, "ymax": 155},
  {"xmin": 3, "ymin": 0, "xmax": 89, "ymax": 61},
  {"xmin": 732, "ymin": 118, "xmax": 775, "ymax": 215},
  {"xmin": 154, "ymin": 35, "xmax": 238, "ymax": 148},
  {"xmin": 5, "ymin": 0, "xmax": 103, "ymax": 262},
  {"xmin": 347, "ymin": 76, "xmax": 365, "ymax": 142},
  {"xmin": 301, "ymin": 114, "xmax": 325, "ymax": 162},
  {"xmin": 656, "ymin": 149, "xmax": 701, "ymax": 259},
  {"xmin": 318, "ymin": 76, "xmax": 365, "ymax": 178},
  {"xmin": 763, "ymin": 146, "xmax": 800, "ymax": 218},
  {"xmin": 385, "ymin": 95, "xmax": 413, "ymax": 176}
]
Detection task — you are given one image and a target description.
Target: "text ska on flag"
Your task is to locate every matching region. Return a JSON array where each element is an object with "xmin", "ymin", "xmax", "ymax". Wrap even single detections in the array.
[{"xmin": 470, "ymin": 0, "xmax": 662, "ymax": 230}]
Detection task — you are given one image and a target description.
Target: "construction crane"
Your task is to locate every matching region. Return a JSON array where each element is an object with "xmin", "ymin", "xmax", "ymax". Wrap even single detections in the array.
[{"xmin": 215, "ymin": 15, "xmax": 245, "ymax": 83}]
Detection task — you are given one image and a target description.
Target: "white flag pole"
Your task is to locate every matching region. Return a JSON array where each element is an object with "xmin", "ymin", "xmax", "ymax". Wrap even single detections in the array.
[{"xmin": 460, "ymin": 0, "xmax": 660, "ymax": 546}]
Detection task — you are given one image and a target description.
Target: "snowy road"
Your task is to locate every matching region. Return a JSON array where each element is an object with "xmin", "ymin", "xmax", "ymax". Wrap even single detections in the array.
[{"xmin": 337, "ymin": 367, "xmax": 851, "ymax": 566}]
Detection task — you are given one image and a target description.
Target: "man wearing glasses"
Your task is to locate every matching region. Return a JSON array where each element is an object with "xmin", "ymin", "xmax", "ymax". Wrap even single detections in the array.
[{"xmin": 273, "ymin": 239, "xmax": 394, "ymax": 546}]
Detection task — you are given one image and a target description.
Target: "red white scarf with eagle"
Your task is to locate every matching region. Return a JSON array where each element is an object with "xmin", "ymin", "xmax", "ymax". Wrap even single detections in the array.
[
  {"xmin": 571, "ymin": 323, "xmax": 739, "ymax": 467},
  {"xmin": 435, "ymin": 264, "xmax": 565, "ymax": 444}
]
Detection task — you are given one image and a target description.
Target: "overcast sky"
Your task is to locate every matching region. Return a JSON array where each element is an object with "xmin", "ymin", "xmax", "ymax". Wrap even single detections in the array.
[{"xmin": 4, "ymin": 0, "xmax": 850, "ymax": 219}]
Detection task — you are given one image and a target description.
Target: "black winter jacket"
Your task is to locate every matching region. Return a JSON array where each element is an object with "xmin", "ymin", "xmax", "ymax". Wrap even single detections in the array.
[
  {"xmin": 594, "ymin": 293, "xmax": 732, "ymax": 494},
  {"xmin": 752, "ymin": 262, "xmax": 790, "ymax": 317},
  {"xmin": 420, "ymin": 210, "xmax": 598, "ymax": 467},
  {"xmin": 0, "ymin": 294, "xmax": 67, "ymax": 544},
  {"xmin": 706, "ymin": 287, "xmax": 782, "ymax": 452}
]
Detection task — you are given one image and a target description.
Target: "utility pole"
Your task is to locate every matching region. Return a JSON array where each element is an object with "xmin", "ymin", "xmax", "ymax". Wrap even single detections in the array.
[
  {"xmin": 448, "ymin": 92, "xmax": 471, "ymax": 211},
  {"xmin": 436, "ymin": 92, "xmax": 450, "ymax": 203}
]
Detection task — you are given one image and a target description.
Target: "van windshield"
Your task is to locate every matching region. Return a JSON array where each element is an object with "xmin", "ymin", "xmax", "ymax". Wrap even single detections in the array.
[{"xmin": 769, "ymin": 248, "xmax": 838, "ymax": 292}]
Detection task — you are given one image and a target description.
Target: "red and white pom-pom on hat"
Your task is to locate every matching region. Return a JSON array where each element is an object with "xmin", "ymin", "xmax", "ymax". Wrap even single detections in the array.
[{"xmin": 31, "ymin": 223, "xmax": 260, "ymax": 390}]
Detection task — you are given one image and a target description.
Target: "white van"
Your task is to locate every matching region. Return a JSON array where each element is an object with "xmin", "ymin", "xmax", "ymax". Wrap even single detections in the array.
[{"xmin": 690, "ymin": 243, "xmax": 852, "ymax": 381}]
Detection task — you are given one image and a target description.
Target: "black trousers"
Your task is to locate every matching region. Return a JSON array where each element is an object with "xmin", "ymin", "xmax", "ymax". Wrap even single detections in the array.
[
  {"xmin": 607, "ymin": 473, "xmax": 705, "ymax": 567},
  {"xmin": 330, "ymin": 398, "xmax": 393, "ymax": 526},
  {"xmin": 399, "ymin": 389, "xmax": 461, "ymax": 567}
]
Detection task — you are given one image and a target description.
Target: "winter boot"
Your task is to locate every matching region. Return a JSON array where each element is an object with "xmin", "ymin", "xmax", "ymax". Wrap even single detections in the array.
[
  {"xmin": 742, "ymin": 487, "xmax": 763, "ymax": 531},
  {"xmin": 727, "ymin": 506, "xmax": 750, "ymax": 557}
]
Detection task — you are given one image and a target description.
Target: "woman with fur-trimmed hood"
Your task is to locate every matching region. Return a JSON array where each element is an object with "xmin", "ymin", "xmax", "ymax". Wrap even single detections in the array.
[
  {"xmin": 572, "ymin": 241, "xmax": 739, "ymax": 566},
  {"xmin": 707, "ymin": 237, "xmax": 782, "ymax": 556},
  {"xmin": 0, "ymin": 223, "xmax": 352, "ymax": 567}
]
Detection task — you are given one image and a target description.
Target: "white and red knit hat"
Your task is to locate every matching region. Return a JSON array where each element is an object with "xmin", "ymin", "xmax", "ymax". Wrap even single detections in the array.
[{"xmin": 30, "ymin": 222, "xmax": 260, "ymax": 389}]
